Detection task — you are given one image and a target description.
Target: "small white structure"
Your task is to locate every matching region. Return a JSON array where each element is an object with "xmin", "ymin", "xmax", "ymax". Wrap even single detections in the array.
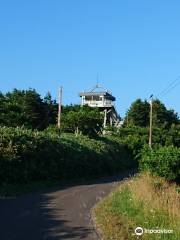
[
  {"xmin": 79, "ymin": 91, "xmax": 116, "ymax": 108},
  {"xmin": 79, "ymin": 84, "xmax": 120, "ymax": 127}
]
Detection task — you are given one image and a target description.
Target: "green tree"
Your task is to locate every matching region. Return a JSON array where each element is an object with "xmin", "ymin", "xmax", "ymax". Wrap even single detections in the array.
[
  {"xmin": 152, "ymin": 99, "xmax": 179, "ymax": 127},
  {"xmin": 125, "ymin": 98, "xmax": 178, "ymax": 128},
  {"xmin": 61, "ymin": 106, "xmax": 103, "ymax": 137},
  {"xmin": 0, "ymin": 89, "xmax": 48, "ymax": 130},
  {"xmin": 43, "ymin": 92, "xmax": 58, "ymax": 126},
  {"xmin": 62, "ymin": 104, "xmax": 81, "ymax": 114},
  {"xmin": 125, "ymin": 99, "xmax": 149, "ymax": 127},
  {"xmin": 0, "ymin": 92, "xmax": 6, "ymax": 125}
]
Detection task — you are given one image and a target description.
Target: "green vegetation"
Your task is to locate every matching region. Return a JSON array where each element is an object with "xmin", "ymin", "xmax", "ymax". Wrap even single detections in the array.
[
  {"xmin": 108, "ymin": 124, "xmax": 180, "ymax": 181},
  {"xmin": 0, "ymin": 90, "xmax": 179, "ymax": 186},
  {"xmin": 0, "ymin": 88, "xmax": 136, "ymax": 196},
  {"xmin": 0, "ymin": 126, "xmax": 134, "ymax": 196},
  {"xmin": 0, "ymin": 88, "xmax": 180, "ymax": 240},
  {"xmin": 114, "ymin": 126, "xmax": 149, "ymax": 158},
  {"xmin": 61, "ymin": 105, "xmax": 103, "ymax": 137},
  {"xmin": 140, "ymin": 146, "xmax": 180, "ymax": 181},
  {"xmin": 0, "ymin": 89, "xmax": 104, "ymax": 137},
  {"xmin": 125, "ymin": 98, "xmax": 178, "ymax": 128},
  {"xmin": 0, "ymin": 89, "xmax": 57, "ymax": 130},
  {"xmin": 93, "ymin": 173, "xmax": 180, "ymax": 240},
  {"xmin": 93, "ymin": 98, "xmax": 180, "ymax": 239}
]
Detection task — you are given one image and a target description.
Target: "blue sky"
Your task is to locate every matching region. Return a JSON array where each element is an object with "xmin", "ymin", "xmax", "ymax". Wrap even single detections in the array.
[{"xmin": 0, "ymin": 0, "xmax": 180, "ymax": 117}]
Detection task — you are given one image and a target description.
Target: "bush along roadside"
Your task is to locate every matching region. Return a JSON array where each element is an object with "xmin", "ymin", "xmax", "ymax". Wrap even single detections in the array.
[
  {"xmin": 140, "ymin": 145, "xmax": 180, "ymax": 182},
  {"xmin": 93, "ymin": 173, "xmax": 180, "ymax": 240},
  {"xmin": 0, "ymin": 126, "xmax": 134, "ymax": 192}
]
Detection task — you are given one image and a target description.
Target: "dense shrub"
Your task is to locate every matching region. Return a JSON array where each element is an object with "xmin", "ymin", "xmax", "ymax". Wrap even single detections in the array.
[
  {"xmin": 114, "ymin": 126, "xmax": 148, "ymax": 159},
  {"xmin": 110, "ymin": 125, "xmax": 180, "ymax": 160},
  {"xmin": 61, "ymin": 105, "xmax": 103, "ymax": 137},
  {"xmin": 0, "ymin": 126, "xmax": 133, "ymax": 184},
  {"xmin": 107, "ymin": 125, "xmax": 180, "ymax": 181},
  {"xmin": 140, "ymin": 145, "xmax": 180, "ymax": 181}
]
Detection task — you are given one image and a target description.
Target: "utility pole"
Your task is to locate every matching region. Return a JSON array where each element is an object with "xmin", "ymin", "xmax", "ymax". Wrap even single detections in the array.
[
  {"xmin": 103, "ymin": 109, "xmax": 107, "ymax": 128},
  {"xmin": 149, "ymin": 95, "xmax": 153, "ymax": 148},
  {"xmin": 127, "ymin": 114, "xmax": 129, "ymax": 127},
  {"xmin": 57, "ymin": 86, "xmax": 63, "ymax": 136},
  {"xmin": 103, "ymin": 109, "xmax": 107, "ymax": 135}
]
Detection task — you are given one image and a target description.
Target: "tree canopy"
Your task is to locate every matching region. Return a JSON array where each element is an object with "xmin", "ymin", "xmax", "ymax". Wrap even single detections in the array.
[
  {"xmin": 0, "ymin": 89, "xmax": 179, "ymax": 135},
  {"xmin": 0, "ymin": 89, "xmax": 57, "ymax": 130},
  {"xmin": 0, "ymin": 89, "xmax": 103, "ymax": 136},
  {"xmin": 61, "ymin": 105, "xmax": 103, "ymax": 137},
  {"xmin": 125, "ymin": 98, "xmax": 179, "ymax": 128}
]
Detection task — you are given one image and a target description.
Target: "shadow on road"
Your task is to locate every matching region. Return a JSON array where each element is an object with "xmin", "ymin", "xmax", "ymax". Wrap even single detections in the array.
[{"xmin": 0, "ymin": 170, "xmax": 137, "ymax": 240}]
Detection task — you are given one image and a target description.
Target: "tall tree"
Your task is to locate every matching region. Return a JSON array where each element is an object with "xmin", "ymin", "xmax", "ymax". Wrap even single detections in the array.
[
  {"xmin": 43, "ymin": 92, "xmax": 58, "ymax": 126},
  {"xmin": 152, "ymin": 99, "xmax": 179, "ymax": 127},
  {"xmin": 125, "ymin": 98, "xmax": 179, "ymax": 128},
  {"xmin": 0, "ymin": 89, "xmax": 47, "ymax": 129},
  {"xmin": 125, "ymin": 99, "xmax": 149, "ymax": 127}
]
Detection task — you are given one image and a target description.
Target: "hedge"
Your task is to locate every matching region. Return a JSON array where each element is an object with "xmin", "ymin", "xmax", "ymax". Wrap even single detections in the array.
[
  {"xmin": 0, "ymin": 126, "xmax": 134, "ymax": 184},
  {"xmin": 140, "ymin": 145, "xmax": 180, "ymax": 181}
]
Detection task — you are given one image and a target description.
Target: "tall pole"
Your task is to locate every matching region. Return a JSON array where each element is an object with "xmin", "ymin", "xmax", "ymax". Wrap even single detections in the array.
[
  {"xmin": 103, "ymin": 109, "xmax": 107, "ymax": 128},
  {"xmin": 149, "ymin": 97, "xmax": 153, "ymax": 148},
  {"xmin": 58, "ymin": 86, "xmax": 63, "ymax": 135},
  {"xmin": 103, "ymin": 108, "xmax": 107, "ymax": 135}
]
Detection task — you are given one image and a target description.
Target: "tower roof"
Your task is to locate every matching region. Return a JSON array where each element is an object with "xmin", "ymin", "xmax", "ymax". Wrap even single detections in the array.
[
  {"xmin": 79, "ymin": 91, "xmax": 116, "ymax": 101},
  {"xmin": 79, "ymin": 84, "xmax": 116, "ymax": 101}
]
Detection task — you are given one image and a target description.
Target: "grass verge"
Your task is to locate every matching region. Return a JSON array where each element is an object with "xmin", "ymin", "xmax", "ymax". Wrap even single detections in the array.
[{"xmin": 93, "ymin": 173, "xmax": 180, "ymax": 240}]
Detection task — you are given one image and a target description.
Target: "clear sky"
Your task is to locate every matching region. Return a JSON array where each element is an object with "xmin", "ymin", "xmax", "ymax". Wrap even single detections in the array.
[{"xmin": 0, "ymin": 0, "xmax": 180, "ymax": 117}]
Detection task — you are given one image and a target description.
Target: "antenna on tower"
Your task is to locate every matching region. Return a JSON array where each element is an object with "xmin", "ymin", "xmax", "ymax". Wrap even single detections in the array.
[
  {"xmin": 96, "ymin": 72, "xmax": 99, "ymax": 88},
  {"xmin": 89, "ymin": 73, "xmax": 104, "ymax": 92}
]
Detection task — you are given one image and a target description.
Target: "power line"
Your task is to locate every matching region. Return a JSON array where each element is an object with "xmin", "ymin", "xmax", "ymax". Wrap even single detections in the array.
[
  {"xmin": 157, "ymin": 76, "xmax": 180, "ymax": 97},
  {"xmin": 161, "ymin": 80, "xmax": 180, "ymax": 98},
  {"xmin": 157, "ymin": 76, "xmax": 180, "ymax": 98}
]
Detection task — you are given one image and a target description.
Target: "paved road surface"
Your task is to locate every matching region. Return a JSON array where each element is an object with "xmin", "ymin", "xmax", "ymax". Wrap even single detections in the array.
[{"xmin": 0, "ymin": 171, "xmax": 135, "ymax": 240}]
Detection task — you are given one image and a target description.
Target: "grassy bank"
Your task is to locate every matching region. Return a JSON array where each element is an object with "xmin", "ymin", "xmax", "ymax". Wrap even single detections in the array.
[
  {"xmin": 0, "ymin": 126, "xmax": 135, "ymax": 196},
  {"xmin": 93, "ymin": 173, "xmax": 180, "ymax": 240}
]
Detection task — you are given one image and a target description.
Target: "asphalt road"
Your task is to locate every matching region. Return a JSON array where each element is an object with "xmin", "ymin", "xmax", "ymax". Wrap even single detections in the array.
[{"xmin": 0, "ymin": 171, "xmax": 135, "ymax": 240}]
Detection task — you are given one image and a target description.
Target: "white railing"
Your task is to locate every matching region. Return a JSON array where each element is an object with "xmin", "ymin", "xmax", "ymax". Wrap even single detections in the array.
[{"xmin": 82, "ymin": 100, "xmax": 114, "ymax": 107}]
